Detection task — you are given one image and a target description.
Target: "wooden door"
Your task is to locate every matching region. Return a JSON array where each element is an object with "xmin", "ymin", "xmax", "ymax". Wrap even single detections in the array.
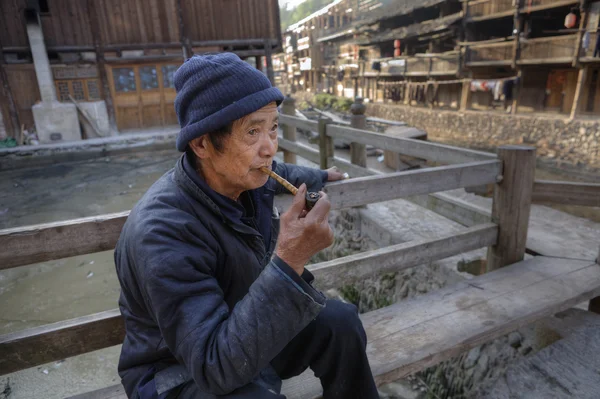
[{"xmin": 107, "ymin": 62, "xmax": 181, "ymax": 131}]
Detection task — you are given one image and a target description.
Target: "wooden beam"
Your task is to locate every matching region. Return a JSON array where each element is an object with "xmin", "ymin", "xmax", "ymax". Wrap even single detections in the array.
[
  {"xmin": 324, "ymin": 160, "xmax": 502, "ymax": 209},
  {"xmin": 309, "ymin": 223, "xmax": 498, "ymax": 291},
  {"xmin": 87, "ymin": 0, "xmax": 116, "ymax": 133},
  {"xmin": 0, "ymin": 212, "xmax": 129, "ymax": 270},
  {"xmin": 328, "ymin": 157, "xmax": 381, "ymax": 178},
  {"xmin": 532, "ymin": 180, "xmax": 600, "ymax": 207},
  {"xmin": 277, "ymin": 137, "xmax": 320, "ymax": 164},
  {"xmin": 570, "ymin": 66, "xmax": 589, "ymax": 119},
  {"xmin": 0, "ymin": 309, "xmax": 124, "ymax": 376},
  {"xmin": 0, "ymin": 46, "xmax": 21, "ymax": 139},
  {"xmin": 318, "ymin": 118, "xmax": 333, "ymax": 170},
  {"xmin": 326, "ymin": 125, "xmax": 496, "ymax": 164},
  {"xmin": 487, "ymin": 145, "xmax": 536, "ymax": 272},
  {"xmin": 176, "ymin": 0, "xmax": 192, "ymax": 59},
  {"xmin": 278, "ymin": 114, "xmax": 319, "ymax": 132},
  {"xmin": 264, "ymin": 39, "xmax": 275, "ymax": 85}
]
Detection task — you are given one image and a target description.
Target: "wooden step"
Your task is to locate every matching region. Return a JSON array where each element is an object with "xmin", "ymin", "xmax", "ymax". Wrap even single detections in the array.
[{"xmin": 69, "ymin": 256, "xmax": 600, "ymax": 399}]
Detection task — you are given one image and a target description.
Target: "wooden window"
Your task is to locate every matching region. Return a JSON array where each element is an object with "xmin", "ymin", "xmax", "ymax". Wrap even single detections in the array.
[
  {"xmin": 55, "ymin": 79, "xmax": 102, "ymax": 102},
  {"xmin": 139, "ymin": 66, "xmax": 159, "ymax": 90},
  {"xmin": 162, "ymin": 65, "xmax": 178, "ymax": 89},
  {"xmin": 112, "ymin": 68, "xmax": 136, "ymax": 92}
]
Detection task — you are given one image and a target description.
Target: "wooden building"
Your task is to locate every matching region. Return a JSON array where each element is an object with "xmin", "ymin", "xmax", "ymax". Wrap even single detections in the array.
[
  {"xmin": 281, "ymin": 0, "xmax": 600, "ymax": 119},
  {"xmin": 0, "ymin": 0, "xmax": 282, "ymax": 140}
]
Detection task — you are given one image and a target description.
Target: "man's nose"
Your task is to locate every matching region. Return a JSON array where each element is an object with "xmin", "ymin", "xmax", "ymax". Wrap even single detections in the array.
[{"xmin": 259, "ymin": 132, "xmax": 277, "ymax": 157}]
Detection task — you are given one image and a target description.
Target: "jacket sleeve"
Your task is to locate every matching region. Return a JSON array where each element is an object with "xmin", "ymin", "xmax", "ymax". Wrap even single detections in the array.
[
  {"xmin": 137, "ymin": 221, "xmax": 325, "ymax": 395},
  {"xmin": 273, "ymin": 161, "xmax": 328, "ymax": 194}
]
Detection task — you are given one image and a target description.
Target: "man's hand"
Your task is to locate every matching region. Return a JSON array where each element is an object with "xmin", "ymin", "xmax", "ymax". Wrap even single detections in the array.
[
  {"xmin": 326, "ymin": 166, "xmax": 348, "ymax": 182},
  {"xmin": 276, "ymin": 184, "xmax": 334, "ymax": 275}
]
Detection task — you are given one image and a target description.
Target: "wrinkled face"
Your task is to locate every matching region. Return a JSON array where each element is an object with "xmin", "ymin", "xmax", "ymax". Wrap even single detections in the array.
[{"xmin": 190, "ymin": 102, "xmax": 279, "ymax": 200}]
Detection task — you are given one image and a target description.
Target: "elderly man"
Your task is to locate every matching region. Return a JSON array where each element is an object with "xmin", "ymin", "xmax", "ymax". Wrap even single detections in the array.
[{"xmin": 114, "ymin": 53, "xmax": 378, "ymax": 399}]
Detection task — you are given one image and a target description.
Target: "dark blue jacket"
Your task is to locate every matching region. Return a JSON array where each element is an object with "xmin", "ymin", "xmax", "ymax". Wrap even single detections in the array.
[{"xmin": 114, "ymin": 153, "xmax": 328, "ymax": 397}]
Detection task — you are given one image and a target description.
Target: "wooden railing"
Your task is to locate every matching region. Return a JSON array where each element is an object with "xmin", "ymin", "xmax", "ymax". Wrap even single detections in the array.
[
  {"xmin": 363, "ymin": 53, "xmax": 460, "ymax": 77},
  {"xmin": 468, "ymin": 0, "xmax": 514, "ymax": 20},
  {"xmin": 466, "ymin": 40, "xmax": 514, "ymax": 64},
  {"xmin": 519, "ymin": 34, "xmax": 578, "ymax": 62},
  {"xmin": 1, "ymin": 97, "xmax": 599, "ymax": 398}
]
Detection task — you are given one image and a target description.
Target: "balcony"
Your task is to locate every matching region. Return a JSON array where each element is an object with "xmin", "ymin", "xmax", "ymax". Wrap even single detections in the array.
[
  {"xmin": 518, "ymin": 34, "xmax": 577, "ymax": 64},
  {"xmin": 467, "ymin": 0, "xmax": 580, "ymax": 21},
  {"xmin": 362, "ymin": 52, "xmax": 460, "ymax": 77},
  {"xmin": 467, "ymin": 0, "xmax": 514, "ymax": 21},
  {"xmin": 466, "ymin": 41, "xmax": 514, "ymax": 66}
]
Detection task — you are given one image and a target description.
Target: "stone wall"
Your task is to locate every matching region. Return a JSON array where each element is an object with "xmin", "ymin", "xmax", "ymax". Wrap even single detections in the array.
[
  {"xmin": 366, "ymin": 103, "xmax": 600, "ymax": 171},
  {"xmin": 292, "ymin": 92, "xmax": 600, "ymax": 172}
]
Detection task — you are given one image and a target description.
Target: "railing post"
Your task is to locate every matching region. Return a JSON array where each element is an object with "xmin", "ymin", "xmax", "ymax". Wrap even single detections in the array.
[
  {"xmin": 350, "ymin": 97, "xmax": 367, "ymax": 168},
  {"xmin": 318, "ymin": 117, "xmax": 333, "ymax": 170},
  {"xmin": 589, "ymin": 247, "xmax": 600, "ymax": 314},
  {"xmin": 487, "ymin": 145, "xmax": 536, "ymax": 272},
  {"xmin": 281, "ymin": 95, "xmax": 297, "ymax": 164}
]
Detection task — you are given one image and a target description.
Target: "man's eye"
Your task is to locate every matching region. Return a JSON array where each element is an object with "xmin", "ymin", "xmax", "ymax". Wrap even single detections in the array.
[
  {"xmin": 248, "ymin": 129, "xmax": 258, "ymax": 136},
  {"xmin": 271, "ymin": 124, "xmax": 278, "ymax": 131}
]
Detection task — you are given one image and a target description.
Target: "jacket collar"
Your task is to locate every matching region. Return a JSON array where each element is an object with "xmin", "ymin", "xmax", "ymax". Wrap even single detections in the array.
[{"xmin": 173, "ymin": 153, "xmax": 260, "ymax": 238}]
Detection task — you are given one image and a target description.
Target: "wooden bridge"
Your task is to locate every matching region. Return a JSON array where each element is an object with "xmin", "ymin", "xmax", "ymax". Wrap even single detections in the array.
[{"xmin": 1, "ymin": 96, "xmax": 599, "ymax": 398}]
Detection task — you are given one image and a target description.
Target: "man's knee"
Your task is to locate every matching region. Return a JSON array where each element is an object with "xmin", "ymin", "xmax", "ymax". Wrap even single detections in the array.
[{"xmin": 316, "ymin": 300, "xmax": 366, "ymax": 343}]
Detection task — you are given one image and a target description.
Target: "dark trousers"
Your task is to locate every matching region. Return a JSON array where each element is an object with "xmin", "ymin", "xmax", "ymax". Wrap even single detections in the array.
[{"xmin": 170, "ymin": 300, "xmax": 379, "ymax": 399}]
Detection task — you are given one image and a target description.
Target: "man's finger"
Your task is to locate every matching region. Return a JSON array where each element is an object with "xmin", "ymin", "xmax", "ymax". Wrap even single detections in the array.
[
  {"xmin": 305, "ymin": 191, "xmax": 331, "ymax": 223},
  {"xmin": 284, "ymin": 183, "xmax": 307, "ymax": 219}
]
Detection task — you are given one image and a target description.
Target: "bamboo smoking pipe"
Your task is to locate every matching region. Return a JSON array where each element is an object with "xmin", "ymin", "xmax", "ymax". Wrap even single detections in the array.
[{"xmin": 259, "ymin": 167, "xmax": 320, "ymax": 210}]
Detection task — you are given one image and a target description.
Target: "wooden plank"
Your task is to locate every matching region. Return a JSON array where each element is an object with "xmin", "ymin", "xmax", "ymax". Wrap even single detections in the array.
[
  {"xmin": 326, "ymin": 124, "xmax": 496, "ymax": 164},
  {"xmin": 533, "ymin": 179, "xmax": 600, "ymax": 207},
  {"xmin": 487, "ymin": 145, "xmax": 536, "ymax": 271},
  {"xmin": 324, "ymin": 160, "xmax": 502, "ymax": 210},
  {"xmin": 0, "ymin": 309, "xmax": 124, "ymax": 376},
  {"xmin": 283, "ymin": 256, "xmax": 600, "ymax": 398},
  {"xmin": 318, "ymin": 118, "xmax": 333, "ymax": 170},
  {"xmin": 0, "ymin": 211, "xmax": 129, "ymax": 270},
  {"xmin": 278, "ymin": 114, "xmax": 318, "ymax": 133},
  {"xmin": 309, "ymin": 224, "xmax": 498, "ymax": 291},
  {"xmin": 277, "ymin": 137, "xmax": 320, "ymax": 164}
]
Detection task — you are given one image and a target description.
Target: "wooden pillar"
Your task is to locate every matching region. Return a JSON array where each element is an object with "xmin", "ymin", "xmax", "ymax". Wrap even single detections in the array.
[
  {"xmin": 264, "ymin": 39, "xmax": 275, "ymax": 86},
  {"xmin": 570, "ymin": 66, "xmax": 589, "ymax": 119},
  {"xmin": 511, "ymin": 69, "xmax": 523, "ymax": 115},
  {"xmin": 0, "ymin": 47, "xmax": 21, "ymax": 139},
  {"xmin": 176, "ymin": 0, "xmax": 193, "ymax": 59},
  {"xmin": 281, "ymin": 95, "xmax": 297, "ymax": 164},
  {"xmin": 318, "ymin": 117, "xmax": 333, "ymax": 170},
  {"xmin": 573, "ymin": 3, "xmax": 589, "ymax": 67},
  {"xmin": 460, "ymin": 79, "xmax": 472, "ymax": 111},
  {"xmin": 512, "ymin": 1, "xmax": 523, "ymax": 69},
  {"xmin": 487, "ymin": 145, "xmax": 536, "ymax": 272},
  {"xmin": 350, "ymin": 97, "xmax": 367, "ymax": 168},
  {"xmin": 255, "ymin": 56, "xmax": 262, "ymax": 71},
  {"xmin": 88, "ymin": 0, "xmax": 117, "ymax": 133}
]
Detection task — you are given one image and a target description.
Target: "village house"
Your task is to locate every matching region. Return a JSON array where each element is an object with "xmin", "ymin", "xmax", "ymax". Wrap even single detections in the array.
[
  {"xmin": 282, "ymin": 0, "xmax": 600, "ymax": 120},
  {"xmin": 0, "ymin": 0, "xmax": 282, "ymax": 143}
]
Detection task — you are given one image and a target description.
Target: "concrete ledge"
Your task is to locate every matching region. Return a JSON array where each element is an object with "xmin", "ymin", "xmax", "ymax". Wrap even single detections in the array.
[{"xmin": 0, "ymin": 131, "xmax": 179, "ymax": 171}]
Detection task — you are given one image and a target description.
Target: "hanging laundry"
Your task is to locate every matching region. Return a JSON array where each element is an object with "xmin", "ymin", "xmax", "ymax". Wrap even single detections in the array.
[
  {"xmin": 471, "ymin": 80, "xmax": 496, "ymax": 92},
  {"xmin": 494, "ymin": 80, "xmax": 504, "ymax": 101}
]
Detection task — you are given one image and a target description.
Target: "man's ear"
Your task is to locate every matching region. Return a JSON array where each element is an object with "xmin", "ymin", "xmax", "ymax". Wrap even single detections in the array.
[{"xmin": 188, "ymin": 136, "xmax": 211, "ymax": 159}]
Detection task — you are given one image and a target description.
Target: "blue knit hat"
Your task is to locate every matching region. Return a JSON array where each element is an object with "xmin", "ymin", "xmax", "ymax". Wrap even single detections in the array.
[{"xmin": 174, "ymin": 53, "xmax": 284, "ymax": 151}]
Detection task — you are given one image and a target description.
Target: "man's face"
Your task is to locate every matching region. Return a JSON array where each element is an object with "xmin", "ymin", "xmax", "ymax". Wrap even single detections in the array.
[{"xmin": 191, "ymin": 102, "xmax": 279, "ymax": 199}]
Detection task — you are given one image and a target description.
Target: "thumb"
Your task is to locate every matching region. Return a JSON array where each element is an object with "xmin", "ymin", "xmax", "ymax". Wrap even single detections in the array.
[{"xmin": 286, "ymin": 184, "xmax": 307, "ymax": 218}]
